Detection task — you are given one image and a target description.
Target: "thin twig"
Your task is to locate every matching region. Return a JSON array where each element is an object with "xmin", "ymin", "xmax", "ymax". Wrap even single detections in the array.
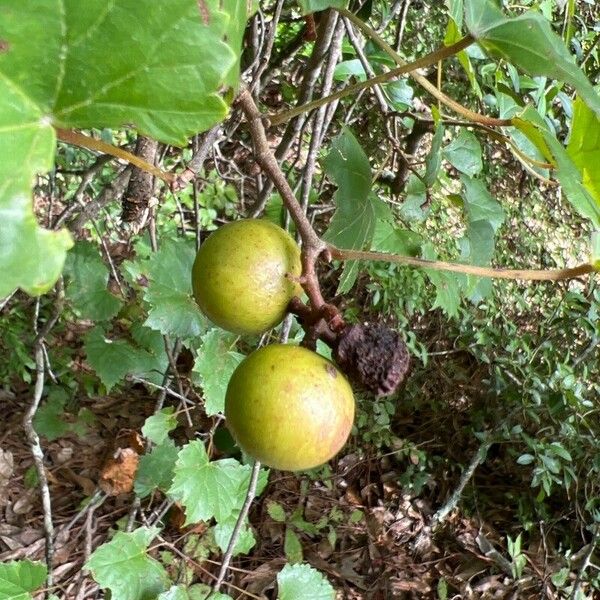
[
  {"xmin": 329, "ymin": 247, "xmax": 595, "ymax": 282},
  {"xmin": 571, "ymin": 522, "xmax": 600, "ymax": 599},
  {"xmin": 211, "ymin": 461, "xmax": 262, "ymax": 596},
  {"xmin": 24, "ymin": 285, "xmax": 65, "ymax": 595},
  {"xmin": 56, "ymin": 129, "xmax": 174, "ymax": 183},
  {"xmin": 269, "ymin": 34, "xmax": 480, "ymax": 126},
  {"xmin": 431, "ymin": 442, "xmax": 492, "ymax": 529},
  {"xmin": 338, "ymin": 9, "xmax": 511, "ymax": 128}
]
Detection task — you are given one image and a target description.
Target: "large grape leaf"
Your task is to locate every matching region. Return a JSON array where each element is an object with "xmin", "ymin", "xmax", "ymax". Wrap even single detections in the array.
[
  {"xmin": 277, "ymin": 564, "xmax": 335, "ymax": 600},
  {"xmin": 193, "ymin": 329, "xmax": 245, "ymax": 416},
  {"xmin": 567, "ymin": 98, "xmax": 600, "ymax": 207},
  {"xmin": 0, "ymin": 0, "xmax": 247, "ymax": 298},
  {"xmin": 168, "ymin": 441, "xmax": 252, "ymax": 525},
  {"xmin": 0, "ymin": 560, "xmax": 46, "ymax": 600},
  {"xmin": 85, "ymin": 527, "xmax": 168, "ymax": 600},
  {"xmin": 465, "ymin": 0, "xmax": 600, "ymax": 116}
]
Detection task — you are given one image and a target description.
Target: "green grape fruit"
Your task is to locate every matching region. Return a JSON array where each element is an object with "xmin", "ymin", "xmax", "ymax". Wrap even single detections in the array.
[
  {"xmin": 225, "ymin": 344, "xmax": 355, "ymax": 471},
  {"xmin": 191, "ymin": 219, "xmax": 302, "ymax": 335}
]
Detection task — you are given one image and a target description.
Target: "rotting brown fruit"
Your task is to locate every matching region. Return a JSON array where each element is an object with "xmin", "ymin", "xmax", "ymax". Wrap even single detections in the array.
[
  {"xmin": 225, "ymin": 344, "xmax": 355, "ymax": 471},
  {"xmin": 191, "ymin": 219, "xmax": 302, "ymax": 335}
]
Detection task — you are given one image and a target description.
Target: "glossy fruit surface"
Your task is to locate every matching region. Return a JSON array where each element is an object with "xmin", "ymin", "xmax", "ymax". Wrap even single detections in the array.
[
  {"xmin": 191, "ymin": 219, "xmax": 301, "ymax": 335},
  {"xmin": 225, "ymin": 344, "xmax": 355, "ymax": 471}
]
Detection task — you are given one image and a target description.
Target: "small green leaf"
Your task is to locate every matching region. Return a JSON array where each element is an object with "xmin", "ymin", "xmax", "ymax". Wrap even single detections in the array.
[
  {"xmin": 461, "ymin": 176, "xmax": 505, "ymax": 233},
  {"xmin": 85, "ymin": 527, "xmax": 168, "ymax": 600},
  {"xmin": 277, "ymin": 563, "xmax": 335, "ymax": 600},
  {"xmin": 267, "ymin": 501, "xmax": 287, "ymax": 523},
  {"xmin": 168, "ymin": 441, "xmax": 252, "ymax": 525},
  {"xmin": 213, "ymin": 516, "xmax": 256, "ymax": 556},
  {"xmin": 157, "ymin": 586, "xmax": 189, "ymax": 600},
  {"xmin": 134, "ymin": 440, "xmax": 179, "ymax": 499},
  {"xmin": 142, "ymin": 408, "xmax": 178, "ymax": 446},
  {"xmin": 33, "ymin": 388, "xmax": 70, "ymax": 441},
  {"xmin": 465, "ymin": 0, "xmax": 600, "ymax": 116},
  {"xmin": 284, "ymin": 528, "xmax": 303, "ymax": 564},
  {"xmin": 400, "ymin": 174, "xmax": 429, "ymax": 222},
  {"xmin": 422, "ymin": 244, "xmax": 462, "ymax": 318},
  {"xmin": 193, "ymin": 330, "xmax": 245, "ymax": 416},
  {"xmin": 143, "ymin": 238, "xmax": 208, "ymax": 339},
  {"xmin": 443, "ymin": 130, "xmax": 483, "ymax": 177},
  {"xmin": 84, "ymin": 325, "xmax": 169, "ymax": 391},
  {"xmin": 64, "ymin": 241, "xmax": 122, "ymax": 321},
  {"xmin": 517, "ymin": 453, "xmax": 535, "ymax": 465},
  {"xmin": 0, "ymin": 560, "xmax": 47, "ymax": 600}
]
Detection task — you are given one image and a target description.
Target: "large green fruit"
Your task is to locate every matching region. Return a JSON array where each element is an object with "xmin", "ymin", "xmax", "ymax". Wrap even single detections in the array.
[
  {"xmin": 225, "ymin": 344, "xmax": 355, "ymax": 471},
  {"xmin": 191, "ymin": 219, "xmax": 302, "ymax": 335}
]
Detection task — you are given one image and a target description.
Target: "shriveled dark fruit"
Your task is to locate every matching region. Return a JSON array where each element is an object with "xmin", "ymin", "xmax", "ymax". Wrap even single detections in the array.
[
  {"xmin": 333, "ymin": 323, "xmax": 410, "ymax": 397},
  {"xmin": 225, "ymin": 344, "xmax": 355, "ymax": 471},
  {"xmin": 191, "ymin": 219, "xmax": 302, "ymax": 335}
]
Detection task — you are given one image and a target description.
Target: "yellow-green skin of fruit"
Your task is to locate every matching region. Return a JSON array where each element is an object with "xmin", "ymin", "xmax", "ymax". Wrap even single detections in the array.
[
  {"xmin": 225, "ymin": 344, "xmax": 355, "ymax": 471},
  {"xmin": 191, "ymin": 219, "xmax": 302, "ymax": 335}
]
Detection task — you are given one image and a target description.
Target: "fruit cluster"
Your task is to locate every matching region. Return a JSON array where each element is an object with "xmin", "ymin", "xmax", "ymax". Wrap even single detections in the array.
[{"xmin": 192, "ymin": 219, "xmax": 355, "ymax": 471}]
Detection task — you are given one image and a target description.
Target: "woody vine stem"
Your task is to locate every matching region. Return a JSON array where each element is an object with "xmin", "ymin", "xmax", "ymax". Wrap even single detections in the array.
[{"xmin": 235, "ymin": 88, "xmax": 594, "ymax": 310}]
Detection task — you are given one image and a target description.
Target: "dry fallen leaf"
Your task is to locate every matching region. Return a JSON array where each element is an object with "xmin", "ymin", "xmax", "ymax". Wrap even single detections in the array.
[{"xmin": 99, "ymin": 447, "xmax": 139, "ymax": 496}]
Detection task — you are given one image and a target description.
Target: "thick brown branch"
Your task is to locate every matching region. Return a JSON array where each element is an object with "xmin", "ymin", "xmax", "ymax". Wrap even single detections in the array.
[{"xmin": 236, "ymin": 88, "xmax": 329, "ymax": 310}]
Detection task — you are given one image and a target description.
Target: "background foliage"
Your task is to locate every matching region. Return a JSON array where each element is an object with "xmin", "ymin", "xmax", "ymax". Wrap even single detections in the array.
[{"xmin": 0, "ymin": 0, "xmax": 599, "ymax": 598}]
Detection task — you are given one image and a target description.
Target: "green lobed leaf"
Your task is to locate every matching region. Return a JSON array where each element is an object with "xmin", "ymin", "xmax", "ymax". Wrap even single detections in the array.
[
  {"xmin": 0, "ymin": 0, "xmax": 247, "ymax": 297},
  {"xmin": 322, "ymin": 128, "xmax": 379, "ymax": 293},
  {"xmin": 276, "ymin": 563, "xmax": 335, "ymax": 600},
  {"xmin": 465, "ymin": 0, "xmax": 600, "ymax": 116},
  {"xmin": 443, "ymin": 130, "xmax": 483, "ymax": 177},
  {"xmin": 84, "ymin": 324, "xmax": 169, "ymax": 391},
  {"xmin": 193, "ymin": 329, "xmax": 245, "ymax": 416},
  {"xmin": 64, "ymin": 241, "xmax": 122, "ymax": 321},
  {"xmin": 0, "ymin": 560, "xmax": 47, "ymax": 600},
  {"xmin": 422, "ymin": 243, "xmax": 463, "ymax": 318},
  {"xmin": 168, "ymin": 440, "xmax": 252, "ymax": 525},
  {"xmin": 134, "ymin": 440, "xmax": 179, "ymax": 499},
  {"xmin": 461, "ymin": 176, "xmax": 505, "ymax": 233},
  {"xmin": 143, "ymin": 238, "xmax": 208, "ymax": 339},
  {"xmin": 85, "ymin": 527, "xmax": 169, "ymax": 600},
  {"xmin": 567, "ymin": 97, "xmax": 600, "ymax": 207},
  {"xmin": 142, "ymin": 407, "xmax": 178, "ymax": 446}
]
